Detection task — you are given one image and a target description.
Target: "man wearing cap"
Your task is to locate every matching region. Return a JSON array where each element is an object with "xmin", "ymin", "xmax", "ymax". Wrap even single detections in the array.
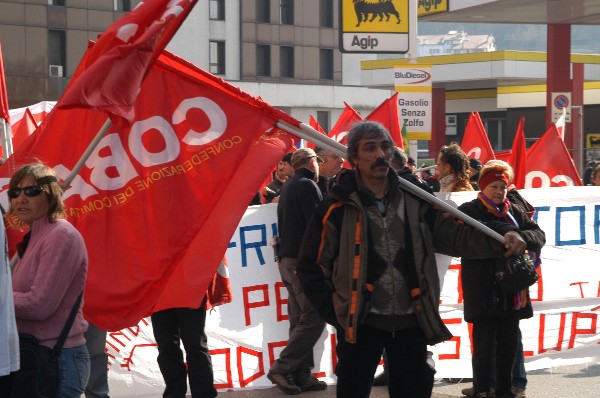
[{"xmin": 267, "ymin": 148, "xmax": 328, "ymax": 394}]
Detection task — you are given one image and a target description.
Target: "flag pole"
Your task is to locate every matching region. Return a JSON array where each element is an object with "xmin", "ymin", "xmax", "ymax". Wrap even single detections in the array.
[
  {"xmin": 0, "ymin": 117, "xmax": 12, "ymax": 159},
  {"xmin": 62, "ymin": 117, "xmax": 112, "ymax": 189},
  {"xmin": 276, "ymin": 120, "xmax": 504, "ymax": 244}
]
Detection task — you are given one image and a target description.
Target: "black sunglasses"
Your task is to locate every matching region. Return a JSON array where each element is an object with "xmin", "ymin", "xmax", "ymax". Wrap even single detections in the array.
[{"xmin": 7, "ymin": 186, "xmax": 45, "ymax": 199}]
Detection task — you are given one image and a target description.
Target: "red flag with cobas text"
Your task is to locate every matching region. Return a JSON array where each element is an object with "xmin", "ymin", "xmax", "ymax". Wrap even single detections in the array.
[{"xmin": 0, "ymin": 49, "xmax": 298, "ymax": 330}]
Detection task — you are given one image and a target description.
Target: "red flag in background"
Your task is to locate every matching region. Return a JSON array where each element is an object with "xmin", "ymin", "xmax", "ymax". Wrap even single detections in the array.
[
  {"xmin": 0, "ymin": 50, "xmax": 299, "ymax": 331},
  {"xmin": 508, "ymin": 117, "xmax": 527, "ymax": 189},
  {"xmin": 328, "ymin": 102, "xmax": 362, "ymax": 146},
  {"xmin": 525, "ymin": 124, "xmax": 582, "ymax": 188},
  {"xmin": 494, "ymin": 150, "xmax": 510, "ymax": 162},
  {"xmin": 58, "ymin": 0, "xmax": 198, "ymax": 124},
  {"xmin": 306, "ymin": 115, "xmax": 327, "ymax": 150},
  {"xmin": 461, "ymin": 112, "xmax": 495, "ymax": 164},
  {"xmin": 0, "ymin": 40, "xmax": 9, "ymax": 123},
  {"xmin": 366, "ymin": 93, "xmax": 403, "ymax": 148},
  {"xmin": 11, "ymin": 108, "xmax": 37, "ymax": 150}
]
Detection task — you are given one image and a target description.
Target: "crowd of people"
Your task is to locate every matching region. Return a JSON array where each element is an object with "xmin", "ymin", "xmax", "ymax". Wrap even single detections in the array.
[{"xmin": 9, "ymin": 118, "xmax": 594, "ymax": 398}]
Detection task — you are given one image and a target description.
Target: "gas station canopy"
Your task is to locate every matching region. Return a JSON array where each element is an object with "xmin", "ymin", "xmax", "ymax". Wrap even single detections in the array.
[{"xmin": 419, "ymin": 0, "xmax": 600, "ymax": 26}]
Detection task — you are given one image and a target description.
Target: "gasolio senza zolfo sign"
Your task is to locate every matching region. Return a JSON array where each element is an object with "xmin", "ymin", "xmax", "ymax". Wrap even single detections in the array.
[
  {"xmin": 340, "ymin": 0, "xmax": 410, "ymax": 53},
  {"xmin": 395, "ymin": 64, "xmax": 432, "ymax": 140}
]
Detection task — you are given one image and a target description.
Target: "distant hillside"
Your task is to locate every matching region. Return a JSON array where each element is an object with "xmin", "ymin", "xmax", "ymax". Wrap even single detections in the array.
[{"xmin": 419, "ymin": 22, "xmax": 600, "ymax": 54}]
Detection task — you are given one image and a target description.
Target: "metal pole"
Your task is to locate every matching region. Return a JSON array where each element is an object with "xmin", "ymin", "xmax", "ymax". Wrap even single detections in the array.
[
  {"xmin": 0, "ymin": 117, "xmax": 12, "ymax": 159},
  {"xmin": 277, "ymin": 120, "xmax": 504, "ymax": 244},
  {"xmin": 61, "ymin": 117, "xmax": 112, "ymax": 189},
  {"xmin": 571, "ymin": 105, "xmax": 584, "ymax": 176}
]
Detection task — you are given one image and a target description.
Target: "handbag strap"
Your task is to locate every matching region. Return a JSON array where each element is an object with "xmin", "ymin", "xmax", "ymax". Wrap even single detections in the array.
[{"xmin": 52, "ymin": 292, "xmax": 83, "ymax": 357}]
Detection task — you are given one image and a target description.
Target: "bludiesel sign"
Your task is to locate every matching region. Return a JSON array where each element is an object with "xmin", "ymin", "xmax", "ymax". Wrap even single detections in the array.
[{"xmin": 395, "ymin": 64, "xmax": 432, "ymax": 140}]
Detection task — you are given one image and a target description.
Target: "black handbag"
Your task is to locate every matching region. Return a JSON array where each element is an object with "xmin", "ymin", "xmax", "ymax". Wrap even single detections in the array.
[
  {"xmin": 12, "ymin": 293, "xmax": 83, "ymax": 398},
  {"xmin": 495, "ymin": 254, "xmax": 539, "ymax": 296}
]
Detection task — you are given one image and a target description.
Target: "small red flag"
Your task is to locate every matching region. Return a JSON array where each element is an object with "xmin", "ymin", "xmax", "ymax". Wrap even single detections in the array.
[
  {"xmin": 508, "ymin": 117, "xmax": 527, "ymax": 189},
  {"xmin": 306, "ymin": 115, "xmax": 327, "ymax": 150},
  {"xmin": 0, "ymin": 40, "xmax": 9, "ymax": 123},
  {"xmin": 328, "ymin": 102, "xmax": 362, "ymax": 146},
  {"xmin": 461, "ymin": 112, "xmax": 495, "ymax": 164},
  {"xmin": 366, "ymin": 93, "xmax": 403, "ymax": 148},
  {"xmin": 526, "ymin": 124, "xmax": 582, "ymax": 188}
]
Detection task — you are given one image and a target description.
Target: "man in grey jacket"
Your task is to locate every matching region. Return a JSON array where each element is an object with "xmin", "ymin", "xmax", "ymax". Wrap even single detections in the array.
[{"xmin": 297, "ymin": 121, "xmax": 526, "ymax": 398}]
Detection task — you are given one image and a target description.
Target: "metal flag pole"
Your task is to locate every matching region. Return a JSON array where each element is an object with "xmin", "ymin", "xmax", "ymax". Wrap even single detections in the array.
[
  {"xmin": 276, "ymin": 120, "xmax": 504, "ymax": 244},
  {"xmin": 61, "ymin": 117, "xmax": 112, "ymax": 189}
]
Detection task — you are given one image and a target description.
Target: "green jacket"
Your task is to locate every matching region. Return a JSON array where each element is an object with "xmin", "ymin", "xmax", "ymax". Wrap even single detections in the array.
[{"xmin": 297, "ymin": 168, "xmax": 511, "ymax": 344}]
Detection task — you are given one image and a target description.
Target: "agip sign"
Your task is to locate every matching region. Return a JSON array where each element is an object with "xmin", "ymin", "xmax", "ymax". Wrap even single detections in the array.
[{"xmin": 340, "ymin": 0, "xmax": 410, "ymax": 53}]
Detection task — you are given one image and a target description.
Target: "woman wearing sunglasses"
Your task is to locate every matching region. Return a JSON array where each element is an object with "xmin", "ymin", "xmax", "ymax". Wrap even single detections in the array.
[{"xmin": 8, "ymin": 162, "xmax": 90, "ymax": 397}]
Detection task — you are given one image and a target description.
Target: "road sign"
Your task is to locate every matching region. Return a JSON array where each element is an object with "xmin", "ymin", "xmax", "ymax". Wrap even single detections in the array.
[
  {"xmin": 551, "ymin": 92, "xmax": 572, "ymax": 122},
  {"xmin": 340, "ymin": 0, "xmax": 410, "ymax": 53}
]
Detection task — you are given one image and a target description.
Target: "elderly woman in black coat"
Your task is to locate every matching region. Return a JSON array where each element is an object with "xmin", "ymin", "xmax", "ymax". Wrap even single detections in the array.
[{"xmin": 458, "ymin": 160, "xmax": 545, "ymax": 398}]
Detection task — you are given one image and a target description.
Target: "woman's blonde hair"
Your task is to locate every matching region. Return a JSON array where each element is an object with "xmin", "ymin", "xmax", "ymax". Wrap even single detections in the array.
[
  {"xmin": 479, "ymin": 159, "xmax": 514, "ymax": 183},
  {"xmin": 8, "ymin": 162, "xmax": 65, "ymax": 223}
]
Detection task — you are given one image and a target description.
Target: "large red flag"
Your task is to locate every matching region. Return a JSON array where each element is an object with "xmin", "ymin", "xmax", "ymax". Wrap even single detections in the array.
[
  {"xmin": 328, "ymin": 102, "xmax": 362, "ymax": 146},
  {"xmin": 461, "ymin": 112, "xmax": 495, "ymax": 164},
  {"xmin": 58, "ymin": 0, "xmax": 198, "ymax": 124},
  {"xmin": 508, "ymin": 117, "xmax": 527, "ymax": 189},
  {"xmin": 11, "ymin": 108, "xmax": 37, "ymax": 150},
  {"xmin": 366, "ymin": 93, "xmax": 404, "ymax": 148},
  {"xmin": 0, "ymin": 50, "xmax": 299, "ymax": 331},
  {"xmin": 0, "ymin": 40, "xmax": 9, "ymax": 123},
  {"xmin": 525, "ymin": 124, "xmax": 582, "ymax": 188}
]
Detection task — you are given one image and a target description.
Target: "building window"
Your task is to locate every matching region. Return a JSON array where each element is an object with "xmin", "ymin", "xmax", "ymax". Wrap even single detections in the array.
[
  {"xmin": 48, "ymin": 29, "xmax": 66, "ymax": 77},
  {"xmin": 280, "ymin": 46, "xmax": 294, "ymax": 78},
  {"xmin": 280, "ymin": 0, "xmax": 294, "ymax": 25},
  {"xmin": 320, "ymin": 0, "xmax": 333, "ymax": 28},
  {"xmin": 320, "ymin": 48, "xmax": 333, "ymax": 80},
  {"xmin": 257, "ymin": 0, "xmax": 270, "ymax": 23},
  {"xmin": 317, "ymin": 111, "xmax": 330, "ymax": 132},
  {"xmin": 114, "ymin": 0, "xmax": 132, "ymax": 11},
  {"xmin": 48, "ymin": 0, "xmax": 65, "ymax": 5},
  {"xmin": 209, "ymin": 41, "xmax": 225, "ymax": 75},
  {"xmin": 209, "ymin": 0, "xmax": 225, "ymax": 20},
  {"xmin": 257, "ymin": 45, "xmax": 271, "ymax": 77}
]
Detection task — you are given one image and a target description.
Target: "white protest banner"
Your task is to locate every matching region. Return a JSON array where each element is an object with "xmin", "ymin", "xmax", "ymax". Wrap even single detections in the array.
[{"xmin": 106, "ymin": 187, "xmax": 600, "ymax": 396}]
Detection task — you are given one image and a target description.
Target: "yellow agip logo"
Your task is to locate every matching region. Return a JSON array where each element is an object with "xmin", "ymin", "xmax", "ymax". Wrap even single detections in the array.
[{"xmin": 341, "ymin": 0, "xmax": 409, "ymax": 33}]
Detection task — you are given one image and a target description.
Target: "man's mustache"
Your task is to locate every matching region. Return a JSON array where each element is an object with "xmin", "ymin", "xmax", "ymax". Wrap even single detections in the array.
[{"xmin": 371, "ymin": 159, "xmax": 390, "ymax": 170}]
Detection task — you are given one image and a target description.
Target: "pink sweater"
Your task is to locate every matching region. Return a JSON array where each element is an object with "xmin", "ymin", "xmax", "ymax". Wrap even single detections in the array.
[{"xmin": 12, "ymin": 217, "xmax": 88, "ymax": 348}]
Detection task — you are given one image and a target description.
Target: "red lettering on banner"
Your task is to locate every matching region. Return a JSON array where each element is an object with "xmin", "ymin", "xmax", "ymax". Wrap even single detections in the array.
[
  {"xmin": 570, "ymin": 282, "xmax": 589, "ymax": 298},
  {"xmin": 267, "ymin": 341, "xmax": 287, "ymax": 368},
  {"xmin": 538, "ymin": 313, "xmax": 567, "ymax": 353},
  {"xmin": 274, "ymin": 281, "xmax": 288, "ymax": 321},
  {"xmin": 236, "ymin": 346, "xmax": 264, "ymax": 387},
  {"xmin": 121, "ymin": 344, "xmax": 157, "ymax": 371},
  {"xmin": 439, "ymin": 318, "xmax": 463, "ymax": 360},
  {"xmin": 448, "ymin": 263, "xmax": 463, "ymax": 304},
  {"xmin": 568, "ymin": 312, "xmax": 598, "ymax": 349},
  {"xmin": 211, "ymin": 348, "xmax": 233, "ymax": 389},
  {"xmin": 529, "ymin": 268, "xmax": 543, "ymax": 302},
  {"xmin": 243, "ymin": 284, "xmax": 270, "ymax": 326},
  {"xmin": 330, "ymin": 333, "xmax": 338, "ymax": 371},
  {"xmin": 597, "ymin": 282, "xmax": 600, "ymax": 297}
]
